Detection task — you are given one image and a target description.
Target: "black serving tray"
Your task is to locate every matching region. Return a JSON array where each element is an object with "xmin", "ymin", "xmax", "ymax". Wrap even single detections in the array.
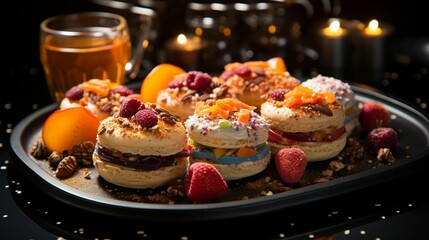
[{"xmin": 9, "ymin": 85, "xmax": 429, "ymax": 221}]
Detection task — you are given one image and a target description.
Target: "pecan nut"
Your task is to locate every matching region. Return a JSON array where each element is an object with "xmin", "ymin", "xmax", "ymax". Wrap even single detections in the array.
[
  {"xmin": 70, "ymin": 141, "xmax": 95, "ymax": 166},
  {"xmin": 48, "ymin": 151, "xmax": 63, "ymax": 167},
  {"xmin": 30, "ymin": 138, "xmax": 47, "ymax": 159},
  {"xmin": 55, "ymin": 156, "xmax": 77, "ymax": 179}
]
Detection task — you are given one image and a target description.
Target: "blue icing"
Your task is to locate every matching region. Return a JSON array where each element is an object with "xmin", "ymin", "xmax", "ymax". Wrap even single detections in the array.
[{"xmin": 191, "ymin": 144, "xmax": 270, "ymax": 164}]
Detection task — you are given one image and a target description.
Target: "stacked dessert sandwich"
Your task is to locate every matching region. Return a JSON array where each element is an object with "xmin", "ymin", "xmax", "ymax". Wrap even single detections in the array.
[
  {"xmin": 261, "ymin": 85, "xmax": 347, "ymax": 161},
  {"xmin": 93, "ymin": 97, "xmax": 190, "ymax": 188},
  {"xmin": 301, "ymin": 75, "xmax": 359, "ymax": 136},
  {"xmin": 184, "ymin": 98, "xmax": 271, "ymax": 180}
]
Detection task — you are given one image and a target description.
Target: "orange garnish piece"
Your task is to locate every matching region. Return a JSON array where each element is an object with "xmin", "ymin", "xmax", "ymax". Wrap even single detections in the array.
[
  {"xmin": 140, "ymin": 63, "xmax": 186, "ymax": 103},
  {"xmin": 195, "ymin": 98, "xmax": 255, "ymax": 122},
  {"xmin": 237, "ymin": 109, "xmax": 251, "ymax": 123},
  {"xmin": 236, "ymin": 147, "xmax": 257, "ymax": 157},
  {"xmin": 217, "ymin": 98, "xmax": 256, "ymax": 111},
  {"xmin": 212, "ymin": 107, "xmax": 229, "ymax": 119},
  {"xmin": 216, "ymin": 99, "xmax": 238, "ymax": 112},
  {"xmin": 267, "ymin": 57, "xmax": 287, "ymax": 74},
  {"xmin": 79, "ymin": 79, "xmax": 117, "ymax": 97},
  {"xmin": 283, "ymin": 86, "xmax": 336, "ymax": 107},
  {"xmin": 198, "ymin": 105, "xmax": 229, "ymax": 119}
]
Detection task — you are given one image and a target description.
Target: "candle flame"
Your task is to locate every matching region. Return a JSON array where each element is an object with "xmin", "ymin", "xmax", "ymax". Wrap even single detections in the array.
[
  {"xmin": 364, "ymin": 19, "xmax": 382, "ymax": 36},
  {"xmin": 322, "ymin": 19, "xmax": 344, "ymax": 37},
  {"xmin": 368, "ymin": 19, "xmax": 379, "ymax": 31},
  {"xmin": 329, "ymin": 20, "xmax": 340, "ymax": 32},
  {"xmin": 177, "ymin": 34, "xmax": 187, "ymax": 45}
]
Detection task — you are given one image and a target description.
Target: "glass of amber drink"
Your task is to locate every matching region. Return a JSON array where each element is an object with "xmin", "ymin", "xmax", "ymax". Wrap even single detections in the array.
[{"xmin": 40, "ymin": 12, "xmax": 132, "ymax": 102}]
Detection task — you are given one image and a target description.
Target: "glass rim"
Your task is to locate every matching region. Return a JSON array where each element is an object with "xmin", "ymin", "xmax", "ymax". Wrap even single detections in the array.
[{"xmin": 40, "ymin": 11, "xmax": 127, "ymax": 37}]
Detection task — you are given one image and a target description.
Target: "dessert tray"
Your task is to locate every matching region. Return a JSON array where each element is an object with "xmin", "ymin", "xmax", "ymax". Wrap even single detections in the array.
[{"xmin": 10, "ymin": 84, "xmax": 429, "ymax": 221}]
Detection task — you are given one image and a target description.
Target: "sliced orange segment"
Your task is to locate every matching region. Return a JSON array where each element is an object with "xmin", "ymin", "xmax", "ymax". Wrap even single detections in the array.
[
  {"xmin": 42, "ymin": 107, "xmax": 100, "ymax": 152},
  {"xmin": 140, "ymin": 63, "xmax": 186, "ymax": 103}
]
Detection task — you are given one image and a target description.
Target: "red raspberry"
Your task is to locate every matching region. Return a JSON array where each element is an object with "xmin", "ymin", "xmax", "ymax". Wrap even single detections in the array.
[
  {"xmin": 185, "ymin": 162, "xmax": 228, "ymax": 202},
  {"xmin": 112, "ymin": 86, "xmax": 133, "ymax": 96},
  {"xmin": 118, "ymin": 98, "xmax": 142, "ymax": 118},
  {"xmin": 275, "ymin": 147, "xmax": 307, "ymax": 184},
  {"xmin": 185, "ymin": 71, "xmax": 212, "ymax": 91},
  {"xmin": 359, "ymin": 101, "xmax": 391, "ymax": 132},
  {"xmin": 65, "ymin": 86, "xmax": 84, "ymax": 101},
  {"xmin": 219, "ymin": 66, "xmax": 252, "ymax": 80},
  {"xmin": 137, "ymin": 102, "xmax": 146, "ymax": 111},
  {"xmin": 367, "ymin": 127, "xmax": 397, "ymax": 152},
  {"xmin": 233, "ymin": 65, "xmax": 252, "ymax": 79},
  {"xmin": 219, "ymin": 70, "xmax": 235, "ymax": 81},
  {"xmin": 167, "ymin": 78, "xmax": 184, "ymax": 88},
  {"xmin": 135, "ymin": 109, "xmax": 158, "ymax": 128},
  {"xmin": 268, "ymin": 89, "xmax": 289, "ymax": 101}
]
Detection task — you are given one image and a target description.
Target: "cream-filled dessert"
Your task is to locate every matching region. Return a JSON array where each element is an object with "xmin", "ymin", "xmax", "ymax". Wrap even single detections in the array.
[
  {"xmin": 184, "ymin": 98, "xmax": 271, "ymax": 180},
  {"xmin": 261, "ymin": 86, "xmax": 347, "ymax": 162},
  {"xmin": 301, "ymin": 75, "xmax": 358, "ymax": 136},
  {"xmin": 93, "ymin": 98, "xmax": 189, "ymax": 189}
]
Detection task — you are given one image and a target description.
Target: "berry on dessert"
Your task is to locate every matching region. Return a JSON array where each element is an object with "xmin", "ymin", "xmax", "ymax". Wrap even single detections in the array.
[
  {"xmin": 185, "ymin": 162, "xmax": 228, "ymax": 202},
  {"xmin": 219, "ymin": 58, "xmax": 301, "ymax": 111},
  {"xmin": 367, "ymin": 127, "xmax": 397, "ymax": 152},
  {"xmin": 60, "ymin": 79, "xmax": 135, "ymax": 121},
  {"xmin": 93, "ymin": 99, "xmax": 190, "ymax": 189},
  {"xmin": 184, "ymin": 98, "xmax": 271, "ymax": 180},
  {"xmin": 358, "ymin": 101, "xmax": 391, "ymax": 132},
  {"xmin": 118, "ymin": 97, "xmax": 144, "ymax": 118},
  {"xmin": 156, "ymin": 71, "xmax": 231, "ymax": 122},
  {"xmin": 301, "ymin": 75, "xmax": 359, "ymax": 136},
  {"xmin": 275, "ymin": 147, "xmax": 307, "ymax": 184},
  {"xmin": 261, "ymin": 85, "xmax": 347, "ymax": 162}
]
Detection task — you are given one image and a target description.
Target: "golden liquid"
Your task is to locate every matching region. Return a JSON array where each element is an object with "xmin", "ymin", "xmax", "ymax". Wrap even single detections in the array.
[{"xmin": 41, "ymin": 33, "xmax": 131, "ymax": 101}]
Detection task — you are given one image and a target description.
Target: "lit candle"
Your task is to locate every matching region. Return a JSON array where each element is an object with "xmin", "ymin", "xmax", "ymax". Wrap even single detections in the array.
[
  {"xmin": 166, "ymin": 34, "xmax": 202, "ymax": 70},
  {"xmin": 364, "ymin": 19, "xmax": 382, "ymax": 36},
  {"xmin": 361, "ymin": 19, "xmax": 393, "ymax": 71},
  {"xmin": 354, "ymin": 19, "xmax": 393, "ymax": 84},
  {"xmin": 319, "ymin": 19, "xmax": 348, "ymax": 78}
]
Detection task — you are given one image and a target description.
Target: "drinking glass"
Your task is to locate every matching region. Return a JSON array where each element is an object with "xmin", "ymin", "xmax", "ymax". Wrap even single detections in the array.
[{"xmin": 40, "ymin": 12, "xmax": 138, "ymax": 102}]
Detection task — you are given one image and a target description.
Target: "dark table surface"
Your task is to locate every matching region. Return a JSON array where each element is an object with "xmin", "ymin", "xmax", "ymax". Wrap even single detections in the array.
[{"xmin": 2, "ymin": 1, "xmax": 429, "ymax": 239}]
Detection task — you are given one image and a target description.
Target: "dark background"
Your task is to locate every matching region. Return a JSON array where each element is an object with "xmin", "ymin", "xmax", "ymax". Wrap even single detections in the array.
[{"xmin": 3, "ymin": 0, "xmax": 429, "ymax": 109}]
